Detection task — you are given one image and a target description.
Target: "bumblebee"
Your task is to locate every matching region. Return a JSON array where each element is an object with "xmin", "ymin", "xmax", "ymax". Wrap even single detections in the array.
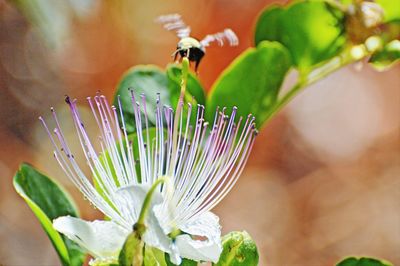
[{"xmin": 156, "ymin": 14, "xmax": 238, "ymax": 71}]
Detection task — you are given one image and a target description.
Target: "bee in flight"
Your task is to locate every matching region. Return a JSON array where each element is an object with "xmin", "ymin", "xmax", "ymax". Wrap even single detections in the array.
[{"xmin": 156, "ymin": 13, "xmax": 239, "ymax": 72}]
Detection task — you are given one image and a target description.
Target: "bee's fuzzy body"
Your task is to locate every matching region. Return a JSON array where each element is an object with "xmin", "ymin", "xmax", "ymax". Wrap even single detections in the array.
[
  {"xmin": 157, "ymin": 13, "xmax": 238, "ymax": 72},
  {"xmin": 176, "ymin": 37, "xmax": 205, "ymax": 71}
]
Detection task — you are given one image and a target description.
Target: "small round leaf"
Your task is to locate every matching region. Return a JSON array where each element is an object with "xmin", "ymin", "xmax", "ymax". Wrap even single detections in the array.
[{"xmin": 336, "ymin": 256, "xmax": 393, "ymax": 266}]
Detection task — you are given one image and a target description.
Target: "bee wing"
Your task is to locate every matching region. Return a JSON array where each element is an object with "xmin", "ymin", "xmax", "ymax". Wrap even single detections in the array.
[
  {"xmin": 200, "ymin": 28, "xmax": 239, "ymax": 48},
  {"xmin": 155, "ymin": 13, "xmax": 191, "ymax": 39}
]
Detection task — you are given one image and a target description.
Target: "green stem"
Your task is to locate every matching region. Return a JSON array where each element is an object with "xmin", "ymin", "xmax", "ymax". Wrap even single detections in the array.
[
  {"xmin": 136, "ymin": 177, "xmax": 167, "ymax": 230},
  {"xmin": 266, "ymin": 82, "xmax": 304, "ymax": 121}
]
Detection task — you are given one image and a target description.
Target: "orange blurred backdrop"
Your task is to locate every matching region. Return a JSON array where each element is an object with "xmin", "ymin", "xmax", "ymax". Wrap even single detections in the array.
[{"xmin": 0, "ymin": 0, "xmax": 399, "ymax": 265}]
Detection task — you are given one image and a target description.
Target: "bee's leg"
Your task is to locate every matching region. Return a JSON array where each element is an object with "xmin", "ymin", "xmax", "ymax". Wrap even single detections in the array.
[
  {"xmin": 172, "ymin": 50, "xmax": 180, "ymax": 62},
  {"xmin": 186, "ymin": 49, "xmax": 190, "ymax": 59},
  {"xmin": 194, "ymin": 59, "xmax": 200, "ymax": 73}
]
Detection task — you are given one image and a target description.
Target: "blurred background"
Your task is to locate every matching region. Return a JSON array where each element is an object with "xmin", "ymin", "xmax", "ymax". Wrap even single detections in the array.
[{"xmin": 0, "ymin": 0, "xmax": 399, "ymax": 265}]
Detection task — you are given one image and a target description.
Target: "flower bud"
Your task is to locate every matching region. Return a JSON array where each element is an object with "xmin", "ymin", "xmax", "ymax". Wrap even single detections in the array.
[
  {"xmin": 214, "ymin": 231, "xmax": 259, "ymax": 266},
  {"xmin": 346, "ymin": 1, "xmax": 384, "ymax": 44}
]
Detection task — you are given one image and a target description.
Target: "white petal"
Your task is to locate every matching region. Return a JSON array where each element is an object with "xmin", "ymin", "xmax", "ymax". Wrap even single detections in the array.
[
  {"xmin": 115, "ymin": 184, "xmax": 163, "ymax": 225},
  {"xmin": 116, "ymin": 184, "xmax": 164, "ymax": 206},
  {"xmin": 175, "ymin": 212, "xmax": 222, "ymax": 263},
  {"xmin": 153, "ymin": 204, "xmax": 183, "ymax": 265},
  {"xmin": 169, "ymin": 243, "xmax": 182, "ymax": 265},
  {"xmin": 53, "ymin": 216, "xmax": 129, "ymax": 259},
  {"xmin": 143, "ymin": 205, "xmax": 173, "ymax": 255},
  {"xmin": 115, "ymin": 185, "xmax": 172, "ymax": 254}
]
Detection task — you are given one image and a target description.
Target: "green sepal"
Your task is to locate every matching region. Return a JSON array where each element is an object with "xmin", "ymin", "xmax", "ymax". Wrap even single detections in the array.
[
  {"xmin": 13, "ymin": 163, "xmax": 86, "ymax": 266},
  {"xmin": 144, "ymin": 246, "xmax": 168, "ymax": 266},
  {"xmin": 119, "ymin": 231, "xmax": 145, "ymax": 266},
  {"xmin": 336, "ymin": 256, "xmax": 393, "ymax": 266},
  {"xmin": 213, "ymin": 231, "xmax": 259, "ymax": 266}
]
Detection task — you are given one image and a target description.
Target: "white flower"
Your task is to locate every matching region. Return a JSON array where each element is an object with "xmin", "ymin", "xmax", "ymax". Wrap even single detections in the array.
[{"xmin": 40, "ymin": 93, "xmax": 256, "ymax": 264}]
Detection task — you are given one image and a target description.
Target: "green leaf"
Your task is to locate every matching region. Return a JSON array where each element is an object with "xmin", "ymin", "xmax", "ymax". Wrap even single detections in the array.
[
  {"xmin": 254, "ymin": 5, "xmax": 284, "ymax": 46},
  {"xmin": 254, "ymin": 1, "xmax": 346, "ymax": 72},
  {"xmin": 369, "ymin": 39, "xmax": 400, "ymax": 70},
  {"xmin": 114, "ymin": 65, "xmax": 170, "ymax": 134},
  {"xmin": 214, "ymin": 231, "xmax": 259, "ymax": 266},
  {"xmin": 376, "ymin": 0, "xmax": 400, "ymax": 23},
  {"xmin": 207, "ymin": 41, "xmax": 291, "ymax": 128},
  {"xmin": 279, "ymin": 1, "xmax": 346, "ymax": 71},
  {"xmin": 119, "ymin": 231, "xmax": 144, "ymax": 266},
  {"xmin": 13, "ymin": 163, "xmax": 85, "ymax": 266},
  {"xmin": 336, "ymin": 256, "xmax": 393, "ymax": 266},
  {"xmin": 114, "ymin": 64, "xmax": 206, "ymax": 134}
]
